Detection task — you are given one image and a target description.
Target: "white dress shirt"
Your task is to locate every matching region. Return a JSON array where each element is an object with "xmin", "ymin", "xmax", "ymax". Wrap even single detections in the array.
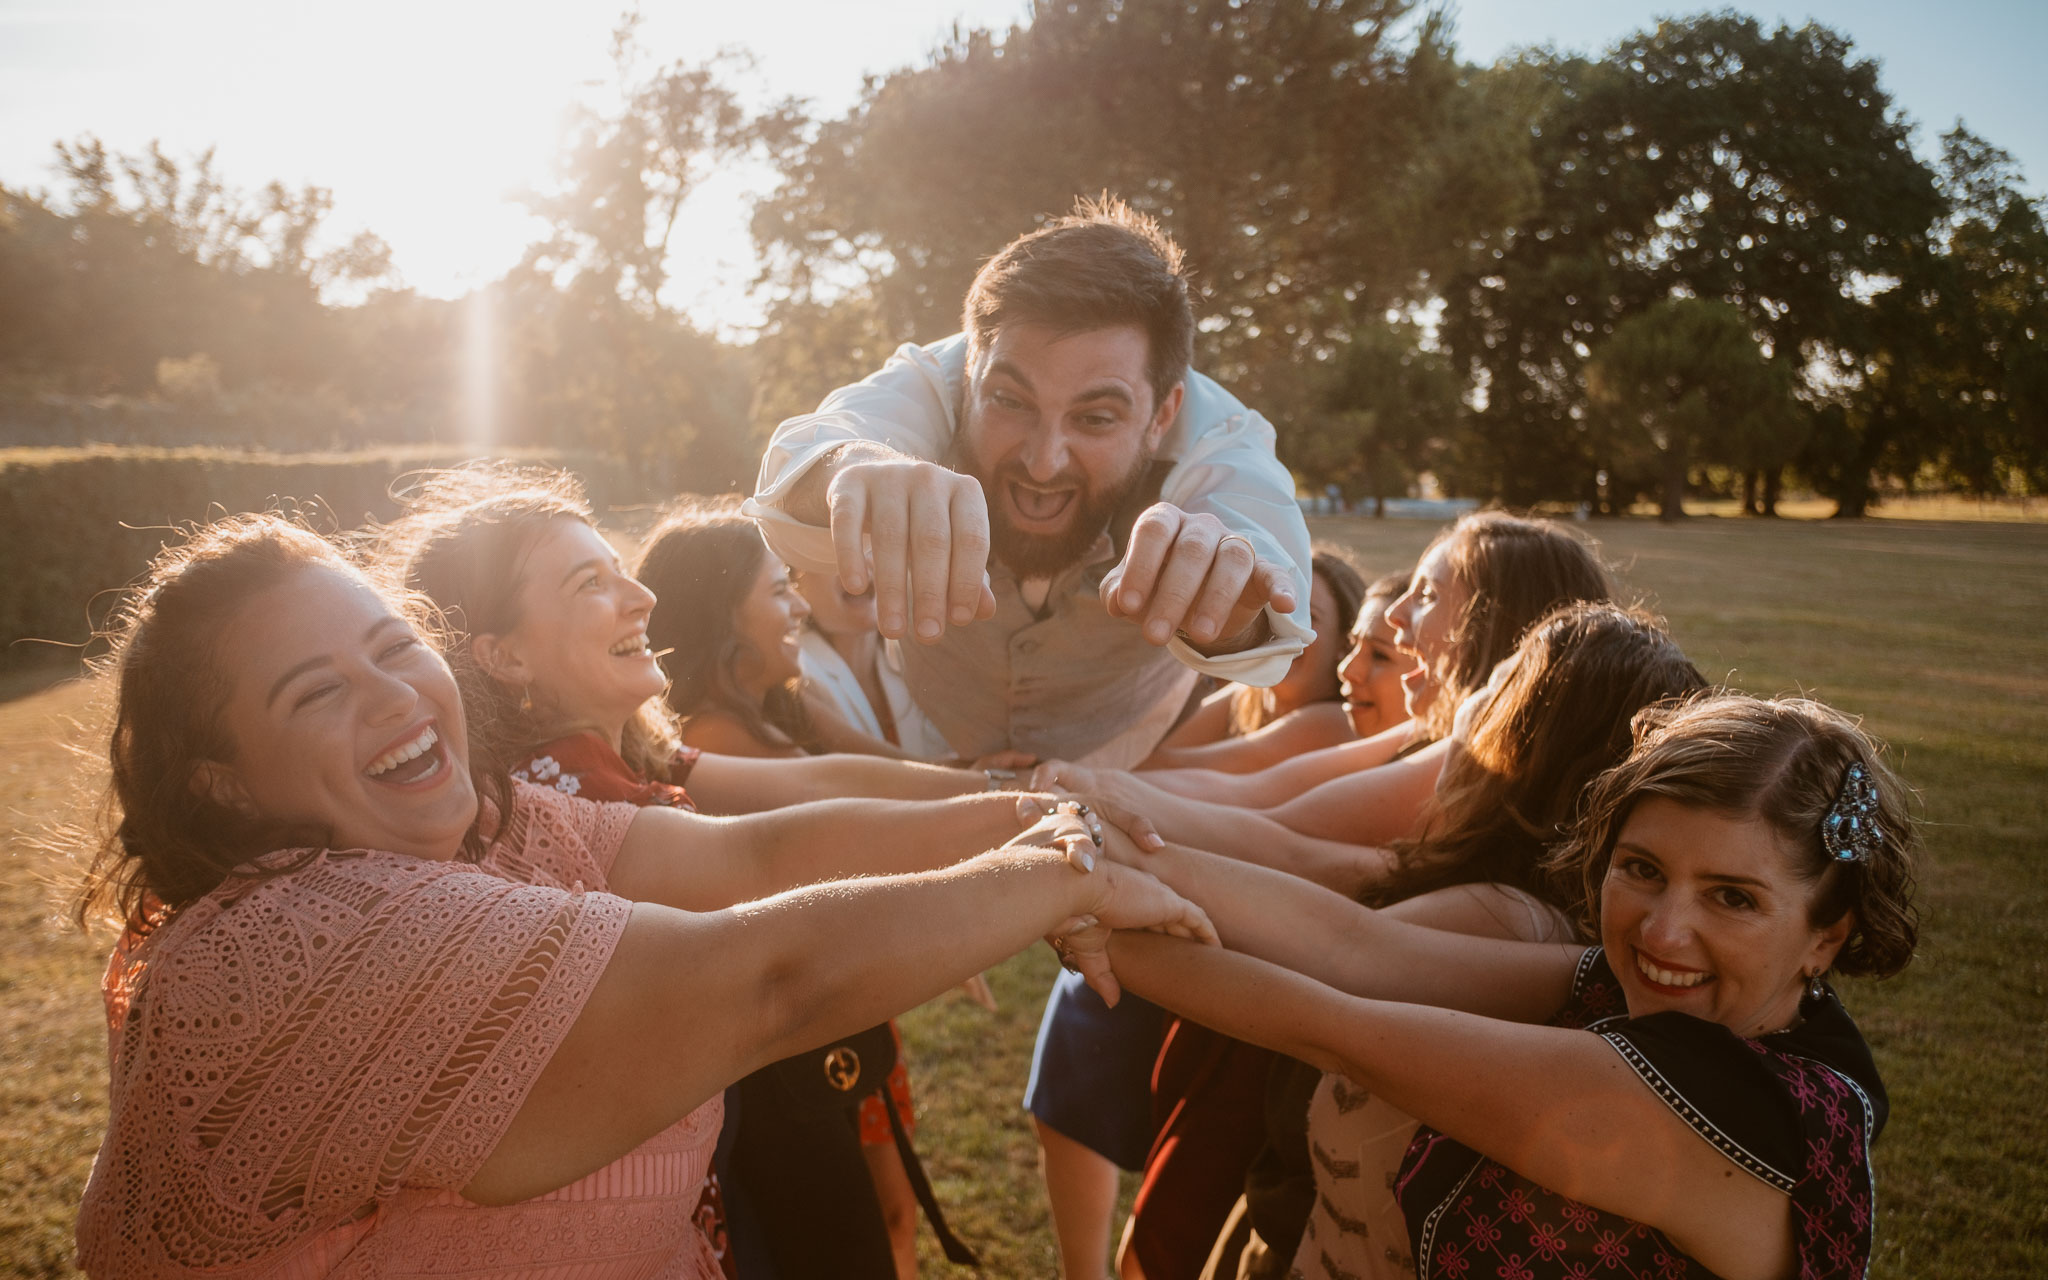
[{"xmin": 746, "ymin": 333, "xmax": 1312, "ymax": 761}]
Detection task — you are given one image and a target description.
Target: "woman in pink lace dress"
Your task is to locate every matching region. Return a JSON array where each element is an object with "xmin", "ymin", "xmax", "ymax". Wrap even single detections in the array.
[{"xmin": 72, "ymin": 514, "xmax": 1213, "ymax": 1280}]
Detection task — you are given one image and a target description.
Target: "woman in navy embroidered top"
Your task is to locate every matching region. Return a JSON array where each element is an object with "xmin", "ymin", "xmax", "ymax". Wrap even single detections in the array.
[{"xmin": 1097, "ymin": 693, "xmax": 1918, "ymax": 1280}]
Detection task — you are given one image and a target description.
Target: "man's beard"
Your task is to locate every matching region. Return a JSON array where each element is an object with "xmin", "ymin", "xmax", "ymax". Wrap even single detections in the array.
[{"xmin": 950, "ymin": 433, "xmax": 1155, "ymax": 580}]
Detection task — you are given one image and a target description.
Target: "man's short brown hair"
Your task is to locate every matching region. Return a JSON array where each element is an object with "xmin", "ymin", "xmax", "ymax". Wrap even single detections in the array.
[{"xmin": 963, "ymin": 196, "xmax": 1195, "ymax": 407}]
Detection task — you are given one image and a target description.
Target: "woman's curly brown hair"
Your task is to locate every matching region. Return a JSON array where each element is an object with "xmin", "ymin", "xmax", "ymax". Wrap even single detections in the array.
[
  {"xmin": 72, "ymin": 513, "xmax": 501, "ymax": 932},
  {"xmin": 1544, "ymin": 693, "xmax": 1921, "ymax": 979}
]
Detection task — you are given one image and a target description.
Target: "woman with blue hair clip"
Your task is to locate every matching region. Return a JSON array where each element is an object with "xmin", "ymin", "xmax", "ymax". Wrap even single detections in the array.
[{"xmin": 1098, "ymin": 693, "xmax": 1919, "ymax": 1280}]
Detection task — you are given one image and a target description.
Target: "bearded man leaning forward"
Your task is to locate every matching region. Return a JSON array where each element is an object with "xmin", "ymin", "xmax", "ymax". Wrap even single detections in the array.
[
  {"xmin": 745, "ymin": 198, "xmax": 1314, "ymax": 1280},
  {"xmin": 745, "ymin": 199, "xmax": 1312, "ymax": 771}
]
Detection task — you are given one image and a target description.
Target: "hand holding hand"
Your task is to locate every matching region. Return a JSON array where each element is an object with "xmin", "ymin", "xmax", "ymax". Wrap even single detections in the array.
[
  {"xmin": 1100, "ymin": 503, "xmax": 1297, "ymax": 651},
  {"xmin": 1006, "ymin": 800, "xmax": 1104, "ymax": 872},
  {"xmin": 1048, "ymin": 862, "xmax": 1218, "ymax": 1005},
  {"xmin": 1028, "ymin": 762, "xmax": 1167, "ymax": 852}
]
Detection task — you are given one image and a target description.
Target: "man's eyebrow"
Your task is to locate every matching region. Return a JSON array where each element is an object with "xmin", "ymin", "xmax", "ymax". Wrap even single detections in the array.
[
  {"xmin": 986, "ymin": 359, "xmax": 1035, "ymax": 392},
  {"xmin": 265, "ymin": 616, "xmax": 406, "ymax": 707},
  {"xmin": 1071, "ymin": 382, "xmax": 1135, "ymax": 408}
]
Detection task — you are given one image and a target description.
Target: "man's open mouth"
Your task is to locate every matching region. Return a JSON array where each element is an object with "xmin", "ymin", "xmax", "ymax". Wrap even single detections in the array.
[{"xmin": 1006, "ymin": 481, "xmax": 1078, "ymax": 526}]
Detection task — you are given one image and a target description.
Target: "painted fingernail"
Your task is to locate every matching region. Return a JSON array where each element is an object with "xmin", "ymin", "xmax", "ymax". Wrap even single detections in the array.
[
  {"xmin": 1145, "ymin": 834, "xmax": 1165, "ymax": 849},
  {"xmin": 917, "ymin": 617, "xmax": 941, "ymax": 639}
]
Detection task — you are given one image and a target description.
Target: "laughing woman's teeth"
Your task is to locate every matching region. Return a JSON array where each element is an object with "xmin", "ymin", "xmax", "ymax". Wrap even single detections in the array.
[
  {"xmin": 1637, "ymin": 955, "xmax": 1709, "ymax": 988},
  {"xmin": 609, "ymin": 636, "xmax": 648, "ymax": 656},
  {"xmin": 366, "ymin": 726, "xmax": 439, "ymax": 778}
]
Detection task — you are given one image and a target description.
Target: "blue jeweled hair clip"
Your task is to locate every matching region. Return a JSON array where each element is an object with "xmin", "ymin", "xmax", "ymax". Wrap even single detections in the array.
[{"xmin": 1822, "ymin": 761, "xmax": 1884, "ymax": 864}]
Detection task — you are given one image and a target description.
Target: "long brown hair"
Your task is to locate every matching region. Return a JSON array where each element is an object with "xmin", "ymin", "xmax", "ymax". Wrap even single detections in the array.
[
  {"xmin": 370, "ymin": 463, "xmax": 684, "ymax": 781},
  {"xmin": 1372, "ymin": 603, "xmax": 1706, "ymax": 907},
  {"xmin": 72, "ymin": 514, "xmax": 502, "ymax": 932},
  {"xmin": 1227, "ymin": 549, "xmax": 1371, "ymax": 736},
  {"xmin": 1545, "ymin": 694, "xmax": 1920, "ymax": 978},
  {"xmin": 1416, "ymin": 511, "xmax": 1613, "ymax": 739},
  {"xmin": 634, "ymin": 503, "xmax": 814, "ymax": 752}
]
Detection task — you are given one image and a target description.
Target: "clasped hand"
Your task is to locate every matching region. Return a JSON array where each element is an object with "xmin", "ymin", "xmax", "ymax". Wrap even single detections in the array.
[
  {"xmin": 1005, "ymin": 798, "xmax": 1215, "ymax": 1006},
  {"xmin": 820, "ymin": 449, "xmax": 1295, "ymax": 647}
]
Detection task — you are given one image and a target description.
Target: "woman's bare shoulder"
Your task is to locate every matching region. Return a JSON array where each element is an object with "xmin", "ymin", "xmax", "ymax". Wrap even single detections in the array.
[{"xmin": 679, "ymin": 711, "xmax": 802, "ymax": 759}]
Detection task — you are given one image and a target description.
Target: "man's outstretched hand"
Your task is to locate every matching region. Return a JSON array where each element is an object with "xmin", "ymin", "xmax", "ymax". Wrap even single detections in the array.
[
  {"xmin": 1102, "ymin": 503, "xmax": 1298, "ymax": 653},
  {"xmin": 800, "ymin": 443, "xmax": 997, "ymax": 642}
]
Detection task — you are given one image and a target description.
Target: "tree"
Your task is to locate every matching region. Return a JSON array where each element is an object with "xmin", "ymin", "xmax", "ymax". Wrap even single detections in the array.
[
  {"xmin": 1, "ymin": 137, "xmax": 395, "ymax": 399},
  {"xmin": 512, "ymin": 15, "xmax": 796, "ymax": 474},
  {"xmin": 1584, "ymin": 297, "xmax": 1801, "ymax": 519},
  {"xmin": 1283, "ymin": 319, "xmax": 1461, "ymax": 514},
  {"xmin": 1832, "ymin": 128, "xmax": 2048, "ymax": 508},
  {"xmin": 753, "ymin": 0, "xmax": 1531, "ymax": 433},
  {"xmin": 1439, "ymin": 14, "xmax": 1942, "ymax": 508}
]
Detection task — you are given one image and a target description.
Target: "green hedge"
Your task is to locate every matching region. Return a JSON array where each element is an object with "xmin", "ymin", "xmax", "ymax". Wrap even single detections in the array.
[{"xmin": 0, "ymin": 445, "xmax": 649, "ymax": 668}]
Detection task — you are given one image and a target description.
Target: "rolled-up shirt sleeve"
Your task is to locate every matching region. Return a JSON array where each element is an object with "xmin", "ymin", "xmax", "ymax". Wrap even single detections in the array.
[
  {"xmin": 744, "ymin": 339, "xmax": 965, "ymax": 574},
  {"xmin": 1153, "ymin": 373, "xmax": 1314, "ymax": 686},
  {"xmin": 745, "ymin": 333, "xmax": 1312, "ymax": 686}
]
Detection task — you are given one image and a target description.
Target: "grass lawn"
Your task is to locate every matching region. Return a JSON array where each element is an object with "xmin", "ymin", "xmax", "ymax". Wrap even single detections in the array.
[{"xmin": 3, "ymin": 514, "xmax": 2045, "ymax": 1277}]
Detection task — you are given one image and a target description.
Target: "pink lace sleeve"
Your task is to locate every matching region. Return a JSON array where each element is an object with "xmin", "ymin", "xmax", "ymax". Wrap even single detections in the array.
[
  {"xmin": 483, "ymin": 780, "xmax": 641, "ymax": 891},
  {"xmin": 76, "ymin": 849, "xmax": 633, "ymax": 1277}
]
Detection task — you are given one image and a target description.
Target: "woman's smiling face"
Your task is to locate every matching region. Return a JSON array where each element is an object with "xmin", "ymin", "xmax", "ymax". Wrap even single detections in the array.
[
  {"xmin": 481, "ymin": 518, "xmax": 665, "ymax": 737},
  {"xmin": 1336, "ymin": 594, "xmax": 1414, "ymax": 737},
  {"xmin": 1600, "ymin": 797, "xmax": 1851, "ymax": 1039},
  {"xmin": 731, "ymin": 554, "xmax": 811, "ymax": 695},
  {"xmin": 1384, "ymin": 540, "xmax": 1470, "ymax": 721},
  {"xmin": 210, "ymin": 563, "xmax": 478, "ymax": 861}
]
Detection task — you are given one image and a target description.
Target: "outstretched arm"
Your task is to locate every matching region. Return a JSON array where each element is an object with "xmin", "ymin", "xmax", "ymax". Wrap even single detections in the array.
[
  {"xmin": 683, "ymin": 751, "xmax": 983, "ymax": 815},
  {"xmin": 608, "ymin": 791, "xmax": 1044, "ymax": 910},
  {"xmin": 1039, "ymin": 759, "xmax": 1424, "ymax": 894},
  {"xmin": 1037, "ymin": 762, "xmax": 1393, "ymax": 894},
  {"xmin": 1139, "ymin": 701, "xmax": 1359, "ymax": 774},
  {"xmin": 1117, "ymin": 839, "xmax": 1574, "ymax": 996},
  {"xmin": 469, "ymin": 834, "xmax": 1213, "ymax": 1207},
  {"xmin": 1137, "ymin": 723, "xmax": 1433, "ymax": 807},
  {"xmin": 1257, "ymin": 748, "xmax": 1443, "ymax": 845},
  {"xmin": 1107, "ymin": 934, "xmax": 1799, "ymax": 1280}
]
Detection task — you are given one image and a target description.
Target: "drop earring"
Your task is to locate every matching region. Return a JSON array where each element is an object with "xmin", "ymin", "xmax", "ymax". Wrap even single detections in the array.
[
  {"xmin": 519, "ymin": 684, "xmax": 534, "ymax": 714},
  {"xmin": 1804, "ymin": 970, "xmax": 1828, "ymax": 1003}
]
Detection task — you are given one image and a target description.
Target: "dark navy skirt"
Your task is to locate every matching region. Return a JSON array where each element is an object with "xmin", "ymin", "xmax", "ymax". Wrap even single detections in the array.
[{"xmin": 1023, "ymin": 969, "xmax": 1167, "ymax": 1171}]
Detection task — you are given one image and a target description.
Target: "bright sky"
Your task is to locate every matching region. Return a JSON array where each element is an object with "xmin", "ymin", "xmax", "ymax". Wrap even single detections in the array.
[{"xmin": 2, "ymin": 0, "xmax": 2041, "ymax": 339}]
